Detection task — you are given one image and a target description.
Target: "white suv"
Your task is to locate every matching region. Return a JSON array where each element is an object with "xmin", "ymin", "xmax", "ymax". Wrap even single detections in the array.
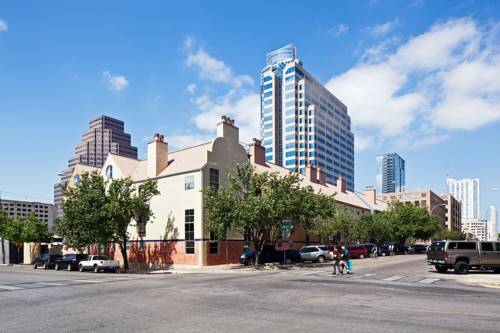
[{"xmin": 299, "ymin": 245, "xmax": 331, "ymax": 263}]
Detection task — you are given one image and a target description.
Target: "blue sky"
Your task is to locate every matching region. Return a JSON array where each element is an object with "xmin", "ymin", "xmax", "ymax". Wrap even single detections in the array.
[{"xmin": 0, "ymin": 1, "xmax": 499, "ymax": 218}]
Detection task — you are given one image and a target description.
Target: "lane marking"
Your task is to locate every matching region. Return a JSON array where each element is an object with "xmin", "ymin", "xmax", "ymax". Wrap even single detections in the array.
[
  {"xmin": 363, "ymin": 273, "xmax": 376, "ymax": 277},
  {"xmin": 72, "ymin": 279, "xmax": 106, "ymax": 283},
  {"xmin": 417, "ymin": 278, "xmax": 440, "ymax": 284},
  {"xmin": 35, "ymin": 282, "xmax": 68, "ymax": 286},
  {"xmin": 302, "ymin": 271, "xmax": 324, "ymax": 275},
  {"xmin": 382, "ymin": 275, "xmax": 404, "ymax": 281},
  {"xmin": 0, "ymin": 285, "xmax": 23, "ymax": 291}
]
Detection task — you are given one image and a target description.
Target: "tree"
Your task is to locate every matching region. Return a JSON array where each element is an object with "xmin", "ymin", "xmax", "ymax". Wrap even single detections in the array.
[
  {"xmin": 439, "ymin": 229, "xmax": 465, "ymax": 240},
  {"xmin": 105, "ymin": 177, "xmax": 159, "ymax": 270},
  {"xmin": 55, "ymin": 172, "xmax": 109, "ymax": 252},
  {"xmin": 2, "ymin": 217, "xmax": 24, "ymax": 263},
  {"xmin": 204, "ymin": 163, "xmax": 334, "ymax": 265},
  {"xmin": 313, "ymin": 206, "xmax": 353, "ymax": 244}
]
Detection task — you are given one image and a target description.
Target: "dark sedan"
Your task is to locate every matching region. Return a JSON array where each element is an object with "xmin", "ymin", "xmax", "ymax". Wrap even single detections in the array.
[
  {"xmin": 55, "ymin": 253, "xmax": 88, "ymax": 271},
  {"xmin": 33, "ymin": 254, "xmax": 62, "ymax": 269}
]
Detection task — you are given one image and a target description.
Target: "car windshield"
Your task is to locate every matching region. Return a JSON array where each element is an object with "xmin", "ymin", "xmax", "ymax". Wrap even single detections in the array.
[
  {"xmin": 429, "ymin": 241, "xmax": 446, "ymax": 251},
  {"xmin": 94, "ymin": 256, "xmax": 107, "ymax": 260}
]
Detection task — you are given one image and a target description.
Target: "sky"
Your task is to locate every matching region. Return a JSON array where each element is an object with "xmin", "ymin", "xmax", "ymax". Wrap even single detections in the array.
[{"xmin": 0, "ymin": 1, "xmax": 499, "ymax": 219}]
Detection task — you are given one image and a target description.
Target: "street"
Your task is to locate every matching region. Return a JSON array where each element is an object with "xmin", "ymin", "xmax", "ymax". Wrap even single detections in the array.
[{"xmin": 1, "ymin": 255, "xmax": 500, "ymax": 332}]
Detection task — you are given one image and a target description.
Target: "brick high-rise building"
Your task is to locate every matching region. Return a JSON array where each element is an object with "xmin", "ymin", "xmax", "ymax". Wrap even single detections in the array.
[{"xmin": 54, "ymin": 115, "xmax": 137, "ymax": 217}]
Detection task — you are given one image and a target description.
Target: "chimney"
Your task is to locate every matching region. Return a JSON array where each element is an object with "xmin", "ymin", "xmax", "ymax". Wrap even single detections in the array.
[
  {"xmin": 249, "ymin": 138, "xmax": 266, "ymax": 166},
  {"xmin": 336, "ymin": 177, "xmax": 347, "ymax": 193},
  {"xmin": 147, "ymin": 133, "xmax": 168, "ymax": 177},
  {"xmin": 363, "ymin": 186, "xmax": 377, "ymax": 205},
  {"xmin": 217, "ymin": 116, "xmax": 239, "ymax": 144},
  {"xmin": 317, "ymin": 168, "xmax": 326, "ymax": 186},
  {"xmin": 305, "ymin": 163, "xmax": 318, "ymax": 183}
]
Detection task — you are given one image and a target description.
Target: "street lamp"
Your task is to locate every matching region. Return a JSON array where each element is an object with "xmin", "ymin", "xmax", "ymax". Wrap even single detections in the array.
[{"xmin": 430, "ymin": 203, "xmax": 447, "ymax": 215}]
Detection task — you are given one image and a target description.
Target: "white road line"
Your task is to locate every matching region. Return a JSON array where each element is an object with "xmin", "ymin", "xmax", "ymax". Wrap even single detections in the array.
[
  {"xmin": 302, "ymin": 271, "xmax": 324, "ymax": 275},
  {"xmin": 382, "ymin": 275, "xmax": 404, "ymax": 281},
  {"xmin": 363, "ymin": 273, "xmax": 376, "ymax": 277},
  {"xmin": 0, "ymin": 285, "xmax": 23, "ymax": 291},
  {"xmin": 417, "ymin": 278, "xmax": 440, "ymax": 284},
  {"xmin": 35, "ymin": 282, "xmax": 68, "ymax": 286},
  {"xmin": 72, "ymin": 279, "xmax": 106, "ymax": 283}
]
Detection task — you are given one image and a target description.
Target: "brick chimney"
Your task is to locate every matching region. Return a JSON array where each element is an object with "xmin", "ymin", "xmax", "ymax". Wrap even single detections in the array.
[
  {"xmin": 217, "ymin": 115, "xmax": 239, "ymax": 144},
  {"xmin": 147, "ymin": 133, "xmax": 168, "ymax": 177},
  {"xmin": 305, "ymin": 163, "xmax": 318, "ymax": 183},
  {"xmin": 317, "ymin": 168, "xmax": 326, "ymax": 186},
  {"xmin": 249, "ymin": 138, "xmax": 266, "ymax": 166},
  {"xmin": 363, "ymin": 186, "xmax": 377, "ymax": 205},
  {"xmin": 336, "ymin": 177, "xmax": 347, "ymax": 193}
]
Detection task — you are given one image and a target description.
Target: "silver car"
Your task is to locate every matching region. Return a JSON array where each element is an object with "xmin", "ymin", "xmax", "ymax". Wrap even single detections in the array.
[{"xmin": 299, "ymin": 245, "xmax": 331, "ymax": 263}]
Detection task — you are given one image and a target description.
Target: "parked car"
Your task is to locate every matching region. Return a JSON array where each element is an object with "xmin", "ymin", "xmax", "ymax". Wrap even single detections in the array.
[
  {"xmin": 33, "ymin": 254, "xmax": 62, "ymax": 269},
  {"xmin": 347, "ymin": 245, "xmax": 369, "ymax": 259},
  {"xmin": 412, "ymin": 244, "xmax": 428, "ymax": 254},
  {"xmin": 396, "ymin": 245, "xmax": 413, "ymax": 255},
  {"xmin": 55, "ymin": 253, "xmax": 88, "ymax": 271},
  {"xmin": 359, "ymin": 243, "xmax": 377, "ymax": 257},
  {"xmin": 299, "ymin": 245, "xmax": 331, "ymax": 263},
  {"xmin": 427, "ymin": 240, "xmax": 500, "ymax": 274},
  {"xmin": 377, "ymin": 245, "xmax": 390, "ymax": 256},
  {"xmin": 240, "ymin": 246, "xmax": 301, "ymax": 265},
  {"xmin": 78, "ymin": 255, "xmax": 120, "ymax": 273}
]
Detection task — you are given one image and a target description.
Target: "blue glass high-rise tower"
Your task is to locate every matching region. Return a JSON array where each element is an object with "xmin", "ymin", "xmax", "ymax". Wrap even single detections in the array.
[
  {"xmin": 376, "ymin": 153, "xmax": 405, "ymax": 194},
  {"xmin": 260, "ymin": 44, "xmax": 355, "ymax": 191}
]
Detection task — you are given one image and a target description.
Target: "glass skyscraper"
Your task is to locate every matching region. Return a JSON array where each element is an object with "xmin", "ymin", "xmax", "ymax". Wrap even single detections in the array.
[
  {"xmin": 376, "ymin": 153, "xmax": 405, "ymax": 194},
  {"xmin": 260, "ymin": 44, "xmax": 355, "ymax": 190}
]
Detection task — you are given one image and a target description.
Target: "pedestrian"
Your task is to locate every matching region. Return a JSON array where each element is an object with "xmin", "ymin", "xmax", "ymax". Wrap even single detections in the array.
[
  {"xmin": 342, "ymin": 246, "xmax": 351, "ymax": 274},
  {"xmin": 331, "ymin": 247, "xmax": 342, "ymax": 276},
  {"xmin": 372, "ymin": 244, "xmax": 378, "ymax": 259}
]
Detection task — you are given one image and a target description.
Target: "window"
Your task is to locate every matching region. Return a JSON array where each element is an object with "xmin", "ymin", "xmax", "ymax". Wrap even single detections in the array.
[
  {"xmin": 209, "ymin": 231, "xmax": 219, "ymax": 254},
  {"xmin": 185, "ymin": 209, "xmax": 195, "ymax": 254},
  {"xmin": 106, "ymin": 165, "xmax": 113, "ymax": 179},
  {"xmin": 481, "ymin": 242, "xmax": 494, "ymax": 251},
  {"xmin": 184, "ymin": 176, "xmax": 195, "ymax": 190},
  {"xmin": 456, "ymin": 242, "xmax": 477, "ymax": 250},
  {"xmin": 496, "ymin": 243, "xmax": 500, "ymax": 251},
  {"xmin": 210, "ymin": 168, "xmax": 219, "ymax": 190}
]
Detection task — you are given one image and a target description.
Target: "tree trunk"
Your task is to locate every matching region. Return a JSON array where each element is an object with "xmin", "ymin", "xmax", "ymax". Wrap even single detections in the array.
[
  {"xmin": 120, "ymin": 240, "xmax": 129, "ymax": 270},
  {"xmin": 1, "ymin": 238, "xmax": 5, "ymax": 264}
]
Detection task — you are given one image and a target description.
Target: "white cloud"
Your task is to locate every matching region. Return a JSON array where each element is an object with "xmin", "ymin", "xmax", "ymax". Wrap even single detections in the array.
[
  {"xmin": 328, "ymin": 24, "xmax": 349, "ymax": 36},
  {"xmin": 0, "ymin": 19, "xmax": 7, "ymax": 32},
  {"xmin": 172, "ymin": 38, "xmax": 259, "ymax": 148},
  {"xmin": 186, "ymin": 83, "xmax": 197, "ymax": 94},
  {"xmin": 327, "ymin": 17, "xmax": 500, "ymax": 151},
  {"xmin": 366, "ymin": 19, "xmax": 400, "ymax": 37},
  {"xmin": 103, "ymin": 71, "xmax": 129, "ymax": 92}
]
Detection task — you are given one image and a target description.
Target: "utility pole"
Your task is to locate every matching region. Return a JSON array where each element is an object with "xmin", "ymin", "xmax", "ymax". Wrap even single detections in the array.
[{"xmin": 0, "ymin": 190, "xmax": 5, "ymax": 264}]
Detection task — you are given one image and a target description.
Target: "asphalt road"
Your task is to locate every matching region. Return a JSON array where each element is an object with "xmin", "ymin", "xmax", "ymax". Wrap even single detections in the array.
[{"xmin": 1, "ymin": 256, "xmax": 499, "ymax": 333}]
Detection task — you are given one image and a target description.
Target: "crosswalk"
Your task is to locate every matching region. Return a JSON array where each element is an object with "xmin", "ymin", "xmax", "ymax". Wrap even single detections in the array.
[
  {"xmin": 276, "ymin": 270, "xmax": 443, "ymax": 285},
  {"xmin": 0, "ymin": 277, "xmax": 135, "ymax": 292}
]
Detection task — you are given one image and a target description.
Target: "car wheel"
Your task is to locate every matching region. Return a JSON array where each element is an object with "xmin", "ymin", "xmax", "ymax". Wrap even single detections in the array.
[
  {"xmin": 435, "ymin": 264, "xmax": 448, "ymax": 273},
  {"xmin": 55, "ymin": 264, "xmax": 60, "ymax": 271},
  {"xmin": 454, "ymin": 261, "xmax": 469, "ymax": 275},
  {"xmin": 93, "ymin": 265, "xmax": 99, "ymax": 273},
  {"xmin": 67, "ymin": 264, "xmax": 72, "ymax": 271},
  {"xmin": 318, "ymin": 256, "xmax": 325, "ymax": 263},
  {"xmin": 247, "ymin": 258, "xmax": 255, "ymax": 266},
  {"xmin": 284, "ymin": 258, "xmax": 292, "ymax": 265},
  {"xmin": 43, "ymin": 264, "xmax": 48, "ymax": 270},
  {"xmin": 33, "ymin": 263, "xmax": 37, "ymax": 269},
  {"xmin": 78, "ymin": 264, "xmax": 84, "ymax": 272},
  {"xmin": 359, "ymin": 254, "xmax": 365, "ymax": 259}
]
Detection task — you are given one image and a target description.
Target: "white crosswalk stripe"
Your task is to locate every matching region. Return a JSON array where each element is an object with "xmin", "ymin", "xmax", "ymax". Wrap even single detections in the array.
[
  {"xmin": 35, "ymin": 282, "xmax": 68, "ymax": 286},
  {"xmin": 0, "ymin": 285, "xmax": 23, "ymax": 291},
  {"xmin": 72, "ymin": 279, "xmax": 107, "ymax": 283},
  {"xmin": 382, "ymin": 275, "xmax": 405, "ymax": 281},
  {"xmin": 417, "ymin": 278, "xmax": 440, "ymax": 284}
]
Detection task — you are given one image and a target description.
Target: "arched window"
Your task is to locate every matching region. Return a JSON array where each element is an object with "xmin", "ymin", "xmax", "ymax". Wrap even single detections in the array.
[
  {"xmin": 106, "ymin": 165, "xmax": 113, "ymax": 180},
  {"xmin": 74, "ymin": 175, "xmax": 81, "ymax": 187}
]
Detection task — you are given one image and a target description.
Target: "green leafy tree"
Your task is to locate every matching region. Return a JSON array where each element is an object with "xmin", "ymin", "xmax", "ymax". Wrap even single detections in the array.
[
  {"xmin": 314, "ymin": 206, "xmax": 353, "ymax": 244},
  {"xmin": 55, "ymin": 172, "xmax": 109, "ymax": 253},
  {"xmin": 22, "ymin": 213, "xmax": 51, "ymax": 243},
  {"xmin": 2, "ymin": 217, "xmax": 24, "ymax": 263},
  {"xmin": 439, "ymin": 229, "xmax": 465, "ymax": 240},
  {"xmin": 351, "ymin": 216, "xmax": 370, "ymax": 243},
  {"xmin": 105, "ymin": 177, "xmax": 159, "ymax": 270},
  {"xmin": 204, "ymin": 163, "xmax": 334, "ymax": 265}
]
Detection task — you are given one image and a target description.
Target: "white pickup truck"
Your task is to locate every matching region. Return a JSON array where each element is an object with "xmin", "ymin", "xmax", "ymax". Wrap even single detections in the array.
[{"xmin": 78, "ymin": 255, "xmax": 120, "ymax": 273}]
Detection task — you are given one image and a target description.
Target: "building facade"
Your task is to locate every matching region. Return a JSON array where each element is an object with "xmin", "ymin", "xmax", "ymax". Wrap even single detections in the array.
[
  {"xmin": 260, "ymin": 44, "xmax": 355, "ymax": 191},
  {"xmin": 378, "ymin": 190, "xmax": 462, "ymax": 232},
  {"xmin": 376, "ymin": 153, "xmax": 405, "ymax": 194},
  {"xmin": 54, "ymin": 115, "xmax": 138, "ymax": 217},
  {"xmin": 0, "ymin": 199, "xmax": 56, "ymax": 264},
  {"xmin": 91, "ymin": 116, "xmax": 382, "ymax": 268},
  {"xmin": 462, "ymin": 219, "xmax": 487, "ymax": 241},
  {"xmin": 487, "ymin": 206, "xmax": 498, "ymax": 241},
  {"xmin": 446, "ymin": 177, "xmax": 480, "ymax": 220}
]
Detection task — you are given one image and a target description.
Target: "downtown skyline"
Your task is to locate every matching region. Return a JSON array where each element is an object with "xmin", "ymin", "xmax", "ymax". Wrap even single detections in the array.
[{"xmin": 1, "ymin": 1, "xmax": 500, "ymax": 219}]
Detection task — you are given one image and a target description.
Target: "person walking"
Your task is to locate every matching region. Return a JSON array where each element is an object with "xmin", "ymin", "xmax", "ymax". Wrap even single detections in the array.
[
  {"xmin": 331, "ymin": 247, "xmax": 342, "ymax": 276},
  {"xmin": 372, "ymin": 244, "xmax": 378, "ymax": 259},
  {"xmin": 341, "ymin": 246, "xmax": 351, "ymax": 274}
]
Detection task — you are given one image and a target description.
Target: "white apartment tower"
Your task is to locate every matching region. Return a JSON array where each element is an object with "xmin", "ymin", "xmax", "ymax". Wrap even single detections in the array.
[
  {"xmin": 260, "ymin": 44, "xmax": 355, "ymax": 191},
  {"xmin": 447, "ymin": 177, "xmax": 480, "ymax": 220},
  {"xmin": 487, "ymin": 205, "xmax": 498, "ymax": 241}
]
